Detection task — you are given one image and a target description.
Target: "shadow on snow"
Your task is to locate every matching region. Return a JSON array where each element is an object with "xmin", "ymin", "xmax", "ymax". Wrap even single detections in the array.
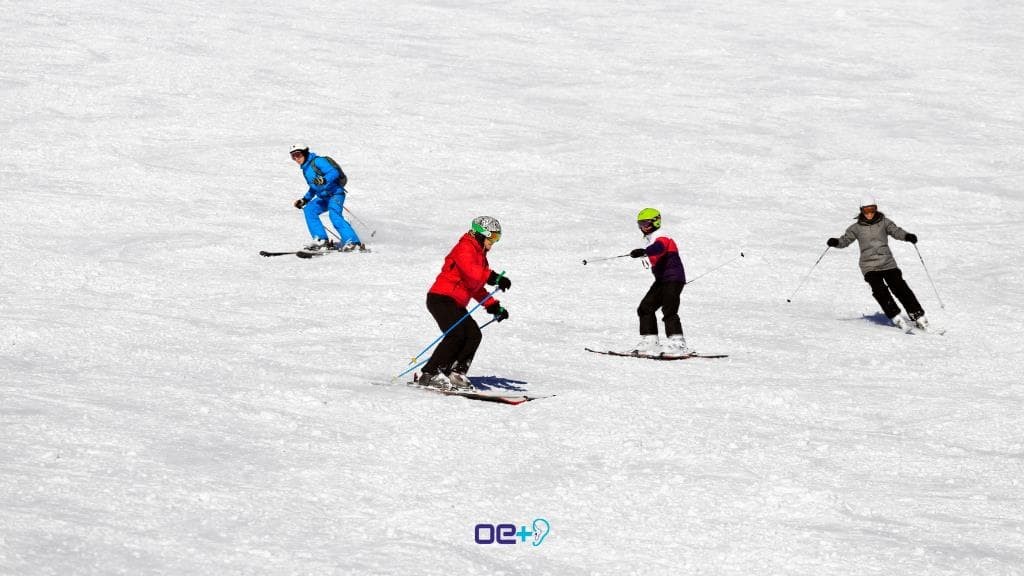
[
  {"xmin": 470, "ymin": 375, "xmax": 529, "ymax": 392},
  {"xmin": 837, "ymin": 312, "xmax": 891, "ymax": 327}
]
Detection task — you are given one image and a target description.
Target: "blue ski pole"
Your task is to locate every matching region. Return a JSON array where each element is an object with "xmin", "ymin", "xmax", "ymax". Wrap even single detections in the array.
[
  {"xmin": 395, "ymin": 316, "xmax": 503, "ymax": 380},
  {"xmin": 396, "ymin": 272, "xmax": 505, "ymax": 379}
]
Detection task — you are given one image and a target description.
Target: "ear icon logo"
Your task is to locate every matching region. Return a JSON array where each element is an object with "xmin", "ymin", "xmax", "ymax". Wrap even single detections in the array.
[{"xmin": 532, "ymin": 518, "xmax": 551, "ymax": 547}]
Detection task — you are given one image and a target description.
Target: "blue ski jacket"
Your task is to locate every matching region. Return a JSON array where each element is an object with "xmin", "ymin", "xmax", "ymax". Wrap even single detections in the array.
[{"xmin": 299, "ymin": 152, "xmax": 346, "ymax": 202}]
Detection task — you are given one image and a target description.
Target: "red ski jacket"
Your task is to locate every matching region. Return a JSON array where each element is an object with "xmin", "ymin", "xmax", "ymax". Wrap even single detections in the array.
[{"xmin": 428, "ymin": 232, "xmax": 500, "ymax": 309}]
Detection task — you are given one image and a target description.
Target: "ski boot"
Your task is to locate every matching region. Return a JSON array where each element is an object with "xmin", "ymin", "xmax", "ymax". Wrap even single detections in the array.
[
  {"xmin": 630, "ymin": 335, "xmax": 660, "ymax": 356},
  {"xmin": 303, "ymin": 238, "xmax": 333, "ymax": 252},
  {"xmin": 909, "ymin": 311, "xmax": 929, "ymax": 331},
  {"xmin": 448, "ymin": 372, "xmax": 474, "ymax": 391},
  {"xmin": 890, "ymin": 314, "xmax": 910, "ymax": 331},
  {"xmin": 417, "ymin": 371, "xmax": 452, "ymax": 390},
  {"xmin": 661, "ymin": 334, "xmax": 693, "ymax": 357},
  {"xmin": 447, "ymin": 362, "xmax": 474, "ymax": 391}
]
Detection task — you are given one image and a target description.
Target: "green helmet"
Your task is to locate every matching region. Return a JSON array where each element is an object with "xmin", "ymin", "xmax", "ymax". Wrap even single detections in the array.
[{"xmin": 637, "ymin": 208, "xmax": 661, "ymax": 231}]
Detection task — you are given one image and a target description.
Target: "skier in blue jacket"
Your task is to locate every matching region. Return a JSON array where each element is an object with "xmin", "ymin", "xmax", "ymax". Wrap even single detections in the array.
[{"xmin": 290, "ymin": 144, "xmax": 363, "ymax": 252}]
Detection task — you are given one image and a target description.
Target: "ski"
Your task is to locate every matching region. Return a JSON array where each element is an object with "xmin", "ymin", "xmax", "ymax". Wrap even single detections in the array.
[
  {"xmin": 259, "ymin": 250, "xmax": 300, "ymax": 257},
  {"xmin": 408, "ymin": 383, "xmax": 551, "ymax": 405},
  {"xmin": 860, "ymin": 314, "xmax": 945, "ymax": 336},
  {"xmin": 296, "ymin": 246, "xmax": 373, "ymax": 259},
  {"xmin": 585, "ymin": 347, "xmax": 729, "ymax": 360}
]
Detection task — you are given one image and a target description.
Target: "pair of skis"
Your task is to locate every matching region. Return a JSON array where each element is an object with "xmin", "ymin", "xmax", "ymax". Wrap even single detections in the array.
[
  {"xmin": 585, "ymin": 348, "xmax": 729, "ymax": 360},
  {"xmin": 259, "ymin": 247, "xmax": 371, "ymax": 259},
  {"xmin": 374, "ymin": 375, "xmax": 553, "ymax": 405},
  {"xmin": 407, "ymin": 382, "xmax": 551, "ymax": 405}
]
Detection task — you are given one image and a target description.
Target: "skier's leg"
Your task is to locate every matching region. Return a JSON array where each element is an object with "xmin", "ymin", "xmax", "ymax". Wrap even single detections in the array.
[
  {"xmin": 660, "ymin": 281, "xmax": 685, "ymax": 336},
  {"xmin": 302, "ymin": 197, "xmax": 329, "ymax": 240},
  {"xmin": 327, "ymin": 193, "xmax": 361, "ymax": 245},
  {"xmin": 883, "ymin": 268, "xmax": 925, "ymax": 319},
  {"xmin": 453, "ymin": 316, "xmax": 482, "ymax": 373},
  {"xmin": 421, "ymin": 294, "xmax": 467, "ymax": 376},
  {"xmin": 637, "ymin": 282, "xmax": 662, "ymax": 335},
  {"xmin": 864, "ymin": 270, "xmax": 901, "ymax": 318}
]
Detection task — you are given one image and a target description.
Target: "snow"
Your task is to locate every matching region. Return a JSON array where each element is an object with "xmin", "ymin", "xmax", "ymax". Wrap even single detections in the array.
[{"xmin": 2, "ymin": 1, "xmax": 1023, "ymax": 574}]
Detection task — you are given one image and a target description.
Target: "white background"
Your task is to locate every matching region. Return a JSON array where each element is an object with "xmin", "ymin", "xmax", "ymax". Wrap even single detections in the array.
[{"xmin": 2, "ymin": 1, "xmax": 1023, "ymax": 574}]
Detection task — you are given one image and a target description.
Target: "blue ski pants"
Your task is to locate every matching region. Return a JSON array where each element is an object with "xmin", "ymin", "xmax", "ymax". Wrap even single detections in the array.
[{"xmin": 303, "ymin": 193, "xmax": 361, "ymax": 245}]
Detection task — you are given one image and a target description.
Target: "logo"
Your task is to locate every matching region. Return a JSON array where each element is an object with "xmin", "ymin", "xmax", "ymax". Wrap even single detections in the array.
[{"xmin": 474, "ymin": 518, "xmax": 551, "ymax": 547}]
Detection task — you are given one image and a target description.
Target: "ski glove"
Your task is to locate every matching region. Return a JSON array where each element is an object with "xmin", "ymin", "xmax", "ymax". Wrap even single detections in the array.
[
  {"xmin": 294, "ymin": 198, "xmax": 308, "ymax": 209},
  {"xmin": 905, "ymin": 233, "xmax": 918, "ymax": 244},
  {"xmin": 630, "ymin": 248, "xmax": 647, "ymax": 258},
  {"xmin": 312, "ymin": 175, "xmax": 326, "ymax": 187},
  {"xmin": 487, "ymin": 272, "xmax": 512, "ymax": 292},
  {"xmin": 826, "ymin": 238, "xmax": 839, "ymax": 247},
  {"xmin": 486, "ymin": 303, "xmax": 509, "ymax": 322}
]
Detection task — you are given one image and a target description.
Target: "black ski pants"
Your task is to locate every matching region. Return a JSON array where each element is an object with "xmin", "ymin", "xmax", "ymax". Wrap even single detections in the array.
[
  {"xmin": 638, "ymin": 281, "xmax": 685, "ymax": 336},
  {"xmin": 422, "ymin": 293, "xmax": 482, "ymax": 375},
  {"xmin": 864, "ymin": 267, "xmax": 924, "ymax": 320}
]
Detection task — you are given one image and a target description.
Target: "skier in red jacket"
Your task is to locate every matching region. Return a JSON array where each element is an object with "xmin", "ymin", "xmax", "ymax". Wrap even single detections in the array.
[{"xmin": 419, "ymin": 216, "xmax": 511, "ymax": 390}]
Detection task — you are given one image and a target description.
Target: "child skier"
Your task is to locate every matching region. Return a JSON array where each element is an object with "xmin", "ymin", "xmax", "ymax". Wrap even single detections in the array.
[
  {"xmin": 419, "ymin": 216, "xmax": 511, "ymax": 391},
  {"xmin": 289, "ymin": 144, "xmax": 364, "ymax": 252},
  {"xmin": 629, "ymin": 208, "xmax": 690, "ymax": 356},
  {"xmin": 826, "ymin": 196, "xmax": 929, "ymax": 331}
]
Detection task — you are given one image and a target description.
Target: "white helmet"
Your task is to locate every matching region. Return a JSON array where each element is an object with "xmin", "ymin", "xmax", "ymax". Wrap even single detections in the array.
[
  {"xmin": 859, "ymin": 194, "xmax": 878, "ymax": 208},
  {"xmin": 471, "ymin": 216, "xmax": 502, "ymax": 239},
  {"xmin": 289, "ymin": 144, "xmax": 309, "ymax": 156}
]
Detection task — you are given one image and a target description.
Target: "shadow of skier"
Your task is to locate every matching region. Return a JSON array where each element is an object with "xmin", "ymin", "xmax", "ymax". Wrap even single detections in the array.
[{"xmin": 470, "ymin": 375, "xmax": 529, "ymax": 392}]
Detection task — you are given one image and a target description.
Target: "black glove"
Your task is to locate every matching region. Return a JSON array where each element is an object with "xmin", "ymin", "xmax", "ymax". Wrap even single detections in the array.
[
  {"xmin": 826, "ymin": 238, "xmax": 839, "ymax": 247},
  {"xmin": 294, "ymin": 198, "xmax": 308, "ymax": 209},
  {"xmin": 487, "ymin": 272, "xmax": 512, "ymax": 292},
  {"xmin": 905, "ymin": 233, "xmax": 918, "ymax": 244},
  {"xmin": 312, "ymin": 175, "xmax": 326, "ymax": 187},
  {"xmin": 630, "ymin": 248, "xmax": 647, "ymax": 258},
  {"xmin": 486, "ymin": 303, "xmax": 509, "ymax": 322}
]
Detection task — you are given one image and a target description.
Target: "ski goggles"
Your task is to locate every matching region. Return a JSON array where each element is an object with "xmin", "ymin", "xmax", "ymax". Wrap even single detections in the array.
[{"xmin": 485, "ymin": 232, "xmax": 501, "ymax": 243}]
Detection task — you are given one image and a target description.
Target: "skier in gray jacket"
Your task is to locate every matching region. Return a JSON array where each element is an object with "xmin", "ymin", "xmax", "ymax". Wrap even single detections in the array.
[{"xmin": 827, "ymin": 196, "xmax": 929, "ymax": 331}]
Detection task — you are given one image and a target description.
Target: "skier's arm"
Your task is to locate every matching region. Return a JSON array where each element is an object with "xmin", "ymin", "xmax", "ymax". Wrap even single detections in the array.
[
  {"xmin": 833, "ymin": 226, "xmax": 857, "ymax": 249},
  {"xmin": 645, "ymin": 239, "xmax": 669, "ymax": 257},
  {"xmin": 316, "ymin": 157, "xmax": 341, "ymax": 188},
  {"xmin": 306, "ymin": 158, "xmax": 339, "ymax": 193},
  {"xmin": 885, "ymin": 218, "xmax": 910, "ymax": 241}
]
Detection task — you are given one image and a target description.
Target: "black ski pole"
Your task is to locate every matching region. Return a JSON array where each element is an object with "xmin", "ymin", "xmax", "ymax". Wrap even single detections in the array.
[
  {"xmin": 913, "ymin": 245, "xmax": 945, "ymax": 309},
  {"xmin": 686, "ymin": 252, "xmax": 745, "ymax": 286},
  {"xmin": 582, "ymin": 254, "xmax": 631, "ymax": 265},
  {"xmin": 786, "ymin": 247, "xmax": 830, "ymax": 303}
]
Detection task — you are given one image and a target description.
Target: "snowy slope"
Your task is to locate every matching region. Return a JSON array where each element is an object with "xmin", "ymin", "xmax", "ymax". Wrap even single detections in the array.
[{"xmin": 2, "ymin": 1, "xmax": 1023, "ymax": 574}]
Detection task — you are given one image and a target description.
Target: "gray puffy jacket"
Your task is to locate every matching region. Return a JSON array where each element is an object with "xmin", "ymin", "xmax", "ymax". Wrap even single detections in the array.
[{"xmin": 834, "ymin": 212, "xmax": 911, "ymax": 274}]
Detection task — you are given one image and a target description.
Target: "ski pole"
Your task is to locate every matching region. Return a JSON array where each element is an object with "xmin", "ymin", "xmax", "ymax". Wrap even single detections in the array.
[
  {"xmin": 395, "ymin": 316, "xmax": 502, "ymax": 380},
  {"xmin": 582, "ymin": 254, "xmax": 631, "ymax": 265},
  {"xmin": 344, "ymin": 206, "xmax": 377, "ymax": 237},
  {"xmin": 786, "ymin": 247, "xmax": 830, "ymax": 303},
  {"xmin": 398, "ymin": 273, "xmax": 505, "ymax": 376},
  {"xmin": 913, "ymin": 245, "xmax": 945, "ymax": 309},
  {"xmin": 685, "ymin": 252, "xmax": 745, "ymax": 286}
]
